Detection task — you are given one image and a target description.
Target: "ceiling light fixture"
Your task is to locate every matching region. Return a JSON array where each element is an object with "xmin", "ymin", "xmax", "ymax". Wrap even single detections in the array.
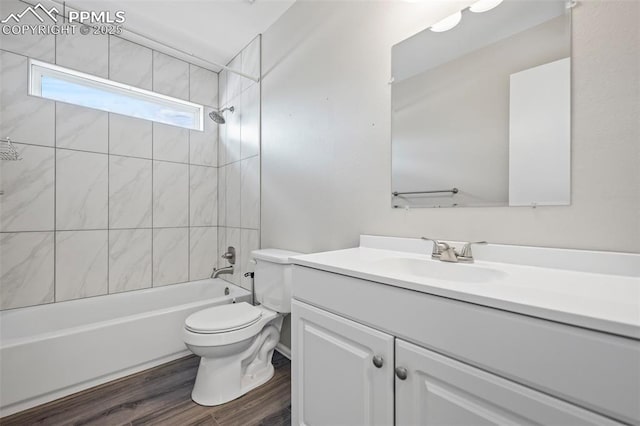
[
  {"xmin": 429, "ymin": 11, "xmax": 462, "ymax": 32},
  {"xmin": 469, "ymin": 0, "xmax": 504, "ymax": 13}
]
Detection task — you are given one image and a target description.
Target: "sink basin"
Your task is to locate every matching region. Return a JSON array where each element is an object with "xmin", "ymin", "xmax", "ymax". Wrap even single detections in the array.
[{"xmin": 370, "ymin": 257, "xmax": 506, "ymax": 283}]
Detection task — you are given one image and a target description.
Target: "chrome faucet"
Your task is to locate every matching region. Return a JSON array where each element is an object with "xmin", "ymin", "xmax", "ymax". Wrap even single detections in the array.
[
  {"xmin": 421, "ymin": 238, "xmax": 487, "ymax": 263},
  {"xmin": 211, "ymin": 246, "xmax": 235, "ymax": 278},
  {"xmin": 211, "ymin": 265, "xmax": 234, "ymax": 278}
]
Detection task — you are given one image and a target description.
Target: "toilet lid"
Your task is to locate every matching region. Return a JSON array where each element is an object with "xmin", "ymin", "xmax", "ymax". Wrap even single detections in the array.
[{"xmin": 185, "ymin": 302, "xmax": 262, "ymax": 334}]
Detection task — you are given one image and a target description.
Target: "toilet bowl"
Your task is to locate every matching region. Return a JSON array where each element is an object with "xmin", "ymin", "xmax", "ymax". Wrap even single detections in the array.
[{"xmin": 183, "ymin": 248, "xmax": 301, "ymax": 406}]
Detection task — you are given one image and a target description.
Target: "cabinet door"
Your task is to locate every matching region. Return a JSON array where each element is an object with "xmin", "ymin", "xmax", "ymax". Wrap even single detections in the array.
[
  {"xmin": 395, "ymin": 339, "xmax": 620, "ymax": 426},
  {"xmin": 292, "ymin": 300, "xmax": 394, "ymax": 426}
]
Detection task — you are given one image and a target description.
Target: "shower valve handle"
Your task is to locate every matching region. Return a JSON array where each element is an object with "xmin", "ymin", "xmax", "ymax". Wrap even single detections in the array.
[{"xmin": 220, "ymin": 246, "xmax": 236, "ymax": 265}]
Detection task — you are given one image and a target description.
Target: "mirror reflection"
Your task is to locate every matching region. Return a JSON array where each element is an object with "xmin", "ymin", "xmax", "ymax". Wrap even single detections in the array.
[{"xmin": 391, "ymin": 0, "xmax": 571, "ymax": 208}]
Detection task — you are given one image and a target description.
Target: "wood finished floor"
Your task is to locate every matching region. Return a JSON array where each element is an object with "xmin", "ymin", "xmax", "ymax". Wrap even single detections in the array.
[{"xmin": 1, "ymin": 352, "xmax": 291, "ymax": 426}]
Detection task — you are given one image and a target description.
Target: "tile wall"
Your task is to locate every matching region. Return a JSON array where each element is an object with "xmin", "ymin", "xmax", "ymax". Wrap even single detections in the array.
[
  {"xmin": 0, "ymin": 0, "xmax": 220, "ymax": 309},
  {"xmin": 217, "ymin": 36, "xmax": 261, "ymax": 292}
]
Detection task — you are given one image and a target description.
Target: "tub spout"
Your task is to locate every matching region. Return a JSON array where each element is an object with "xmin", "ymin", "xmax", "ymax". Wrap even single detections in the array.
[{"xmin": 211, "ymin": 265, "xmax": 234, "ymax": 279}]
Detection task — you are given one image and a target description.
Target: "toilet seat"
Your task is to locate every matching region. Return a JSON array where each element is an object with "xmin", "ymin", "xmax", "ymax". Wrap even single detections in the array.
[
  {"xmin": 184, "ymin": 305, "xmax": 279, "ymax": 348},
  {"xmin": 185, "ymin": 302, "xmax": 262, "ymax": 334}
]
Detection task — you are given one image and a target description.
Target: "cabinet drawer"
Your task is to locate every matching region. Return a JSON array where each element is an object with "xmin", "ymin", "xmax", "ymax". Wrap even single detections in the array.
[
  {"xmin": 395, "ymin": 339, "xmax": 621, "ymax": 425},
  {"xmin": 293, "ymin": 265, "xmax": 640, "ymax": 424}
]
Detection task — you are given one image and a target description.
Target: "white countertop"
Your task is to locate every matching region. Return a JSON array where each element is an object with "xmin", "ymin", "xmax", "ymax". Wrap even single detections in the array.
[{"xmin": 290, "ymin": 237, "xmax": 640, "ymax": 339}]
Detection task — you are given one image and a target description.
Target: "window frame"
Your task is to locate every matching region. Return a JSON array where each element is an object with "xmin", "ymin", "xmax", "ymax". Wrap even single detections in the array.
[{"xmin": 28, "ymin": 59, "xmax": 204, "ymax": 131}]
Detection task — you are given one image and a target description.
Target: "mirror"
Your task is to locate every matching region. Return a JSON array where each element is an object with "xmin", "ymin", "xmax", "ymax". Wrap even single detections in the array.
[{"xmin": 391, "ymin": 0, "xmax": 572, "ymax": 208}]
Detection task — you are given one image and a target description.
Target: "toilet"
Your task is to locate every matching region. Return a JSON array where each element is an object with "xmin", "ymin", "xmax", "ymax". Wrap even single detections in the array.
[{"xmin": 183, "ymin": 248, "xmax": 301, "ymax": 406}]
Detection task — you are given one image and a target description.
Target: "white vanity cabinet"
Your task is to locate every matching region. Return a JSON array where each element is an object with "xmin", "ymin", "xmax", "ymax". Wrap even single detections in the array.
[
  {"xmin": 292, "ymin": 296, "xmax": 620, "ymax": 426},
  {"xmin": 291, "ymin": 300, "xmax": 394, "ymax": 426},
  {"xmin": 291, "ymin": 262, "xmax": 638, "ymax": 426},
  {"xmin": 395, "ymin": 339, "xmax": 619, "ymax": 426}
]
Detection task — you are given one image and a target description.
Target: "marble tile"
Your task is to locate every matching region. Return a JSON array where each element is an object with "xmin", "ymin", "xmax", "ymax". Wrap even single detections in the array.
[
  {"xmin": 153, "ymin": 227, "xmax": 188, "ymax": 286},
  {"xmin": 190, "ymin": 227, "xmax": 218, "ymax": 281},
  {"xmin": 219, "ymin": 69, "xmax": 228, "ymax": 108},
  {"xmin": 241, "ymin": 156, "xmax": 260, "ymax": 229},
  {"xmin": 109, "ymin": 114, "xmax": 152, "ymax": 159},
  {"xmin": 0, "ymin": 50, "xmax": 55, "ymax": 147},
  {"xmin": 221, "ymin": 99, "xmax": 241, "ymax": 165},
  {"xmin": 109, "ymin": 156, "xmax": 152, "ymax": 229},
  {"xmin": 0, "ymin": 232, "xmax": 54, "ymax": 310},
  {"xmin": 225, "ymin": 161, "xmax": 241, "ymax": 228},
  {"xmin": 218, "ymin": 164, "xmax": 227, "ymax": 227},
  {"xmin": 190, "ymin": 106, "xmax": 218, "ymax": 167},
  {"xmin": 153, "ymin": 122, "xmax": 189, "ymax": 163},
  {"xmin": 56, "ymin": 230, "xmax": 108, "ymax": 302},
  {"xmin": 0, "ymin": 0, "xmax": 56, "ymax": 61},
  {"xmin": 109, "ymin": 37, "xmax": 152, "ymax": 90},
  {"xmin": 56, "ymin": 103, "xmax": 108, "ymax": 153},
  {"xmin": 153, "ymin": 161, "xmax": 188, "ymax": 227},
  {"xmin": 217, "ymin": 227, "xmax": 227, "ymax": 270},
  {"xmin": 152, "ymin": 52, "xmax": 189, "ymax": 100},
  {"xmin": 241, "ymin": 36, "xmax": 260, "ymax": 92},
  {"xmin": 218, "ymin": 115, "xmax": 228, "ymax": 166},
  {"xmin": 190, "ymin": 165, "xmax": 217, "ymax": 227},
  {"xmin": 56, "ymin": 31, "xmax": 109, "ymax": 77},
  {"xmin": 56, "ymin": 150, "xmax": 108, "ymax": 230},
  {"xmin": 224, "ymin": 227, "xmax": 241, "ymax": 286},
  {"xmin": 109, "ymin": 229, "xmax": 152, "ymax": 293},
  {"xmin": 241, "ymin": 84, "xmax": 260, "ymax": 159},
  {"xmin": 190, "ymin": 65, "xmax": 218, "ymax": 107},
  {"xmin": 240, "ymin": 229, "xmax": 259, "ymax": 291},
  {"xmin": 0, "ymin": 144, "xmax": 54, "ymax": 232},
  {"xmin": 226, "ymin": 54, "xmax": 243, "ymax": 104}
]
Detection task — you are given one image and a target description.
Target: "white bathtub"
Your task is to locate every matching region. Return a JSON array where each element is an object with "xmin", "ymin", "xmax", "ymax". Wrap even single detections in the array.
[{"xmin": 0, "ymin": 279, "xmax": 250, "ymax": 417}]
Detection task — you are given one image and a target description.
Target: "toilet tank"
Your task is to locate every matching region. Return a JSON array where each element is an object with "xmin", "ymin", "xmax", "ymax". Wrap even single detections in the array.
[{"xmin": 251, "ymin": 249, "xmax": 302, "ymax": 313}]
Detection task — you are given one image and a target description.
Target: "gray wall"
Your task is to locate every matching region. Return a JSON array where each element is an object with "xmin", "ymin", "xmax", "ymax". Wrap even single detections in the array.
[
  {"xmin": 261, "ymin": 0, "xmax": 639, "ymax": 255},
  {"xmin": 0, "ymin": 0, "xmax": 219, "ymax": 309}
]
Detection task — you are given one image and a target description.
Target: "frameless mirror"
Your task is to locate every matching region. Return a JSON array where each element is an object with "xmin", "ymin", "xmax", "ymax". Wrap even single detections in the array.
[{"xmin": 391, "ymin": 0, "xmax": 572, "ymax": 208}]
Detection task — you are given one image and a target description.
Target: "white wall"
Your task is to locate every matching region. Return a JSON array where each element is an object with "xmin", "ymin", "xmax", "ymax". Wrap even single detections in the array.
[{"xmin": 261, "ymin": 0, "xmax": 639, "ymax": 255}]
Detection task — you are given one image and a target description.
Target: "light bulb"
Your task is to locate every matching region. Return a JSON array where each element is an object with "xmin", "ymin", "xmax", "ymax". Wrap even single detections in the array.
[
  {"xmin": 469, "ymin": 0, "xmax": 503, "ymax": 13},
  {"xmin": 430, "ymin": 11, "xmax": 462, "ymax": 32}
]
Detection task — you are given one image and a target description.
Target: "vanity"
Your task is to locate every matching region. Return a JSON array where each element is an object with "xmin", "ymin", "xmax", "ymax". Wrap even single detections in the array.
[{"xmin": 289, "ymin": 235, "xmax": 640, "ymax": 425}]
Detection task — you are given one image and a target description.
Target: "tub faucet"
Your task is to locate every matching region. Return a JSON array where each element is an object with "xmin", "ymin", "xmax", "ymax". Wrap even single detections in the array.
[
  {"xmin": 211, "ymin": 246, "xmax": 236, "ymax": 278},
  {"xmin": 211, "ymin": 265, "xmax": 234, "ymax": 278}
]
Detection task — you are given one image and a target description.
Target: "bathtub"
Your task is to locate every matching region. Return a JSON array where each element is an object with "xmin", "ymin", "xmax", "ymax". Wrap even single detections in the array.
[{"xmin": 0, "ymin": 279, "xmax": 250, "ymax": 417}]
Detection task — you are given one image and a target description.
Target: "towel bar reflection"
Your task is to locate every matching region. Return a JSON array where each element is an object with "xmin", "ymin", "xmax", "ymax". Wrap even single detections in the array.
[
  {"xmin": 392, "ymin": 188, "xmax": 459, "ymax": 196},
  {"xmin": 0, "ymin": 138, "xmax": 22, "ymax": 161}
]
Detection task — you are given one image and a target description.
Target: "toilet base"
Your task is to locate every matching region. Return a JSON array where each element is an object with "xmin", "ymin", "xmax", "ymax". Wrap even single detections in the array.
[
  {"xmin": 191, "ymin": 349, "xmax": 276, "ymax": 406},
  {"xmin": 241, "ymin": 360, "xmax": 275, "ymax": 395},
  {"xmin": 188, "ymin": 318, "xmax": 283, "ymax": 407}
]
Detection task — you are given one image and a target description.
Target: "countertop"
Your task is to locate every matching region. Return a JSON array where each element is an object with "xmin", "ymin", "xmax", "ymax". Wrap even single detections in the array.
[{"xmin": 291, "ymin": 246, "xmax": 640, "ymax": 339}]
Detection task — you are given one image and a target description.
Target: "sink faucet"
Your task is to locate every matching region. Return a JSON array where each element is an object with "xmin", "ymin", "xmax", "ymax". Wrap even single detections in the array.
[
  {"xmin": 421, "ymin": 238, "xmax": 487, "ymax": 263},
  {"xmin": 211, "ymin": 246, "xmax": 236, "ymax": 278}
]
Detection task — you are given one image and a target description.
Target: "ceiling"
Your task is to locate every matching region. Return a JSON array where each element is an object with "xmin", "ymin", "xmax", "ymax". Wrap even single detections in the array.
[{"xmin": 65, "ymin": 0, "xmax": 296, "ymax": 72}]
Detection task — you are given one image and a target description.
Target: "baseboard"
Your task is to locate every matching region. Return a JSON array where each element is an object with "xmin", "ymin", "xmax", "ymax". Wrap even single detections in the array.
[{"xmin": 275, "ymin": 343, "xmax": 291, "ymax": 360}]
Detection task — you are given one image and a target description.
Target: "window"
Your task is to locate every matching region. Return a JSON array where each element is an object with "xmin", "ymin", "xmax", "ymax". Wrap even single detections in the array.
[{"xmin": 28, "ymin": 59, "xmax": 204, "ymax": 131}]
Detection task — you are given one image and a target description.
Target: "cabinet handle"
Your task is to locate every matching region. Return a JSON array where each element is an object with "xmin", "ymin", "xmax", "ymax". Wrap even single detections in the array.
[
  {"xmin": 395, "ymin": 367, "xmax": 408, "ymax": 380},
  {"xmin": 372, "ymin": 355, "xmax": 384, "ymax": 368}
]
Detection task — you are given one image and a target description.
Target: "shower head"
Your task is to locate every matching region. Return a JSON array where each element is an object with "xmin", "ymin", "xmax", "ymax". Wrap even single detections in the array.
[{"xmin": 208, "ymin": 106, "xmax": 235, "ymax": 124}]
